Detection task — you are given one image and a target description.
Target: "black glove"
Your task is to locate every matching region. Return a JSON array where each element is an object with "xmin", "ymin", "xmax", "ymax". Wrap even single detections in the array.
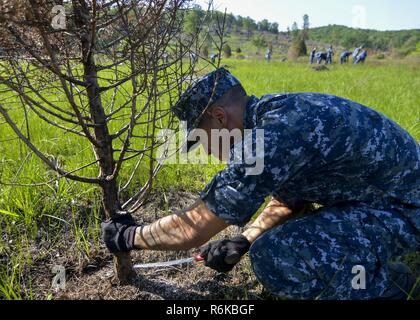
[
  {"xmin": 101, "ymin": 214, "xmax": 138, "ymax": 253},
  {"xmin": 199, "ymin": 235, "xmax": 251, "ymax": 273}
]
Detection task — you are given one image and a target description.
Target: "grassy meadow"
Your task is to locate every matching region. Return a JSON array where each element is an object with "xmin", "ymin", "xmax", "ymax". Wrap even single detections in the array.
[{"xmin": 0, "ymin": 58, "xmax": 419, "ymax": 299}]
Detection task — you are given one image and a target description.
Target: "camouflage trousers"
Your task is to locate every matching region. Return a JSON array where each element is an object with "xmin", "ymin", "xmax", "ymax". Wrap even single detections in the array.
[{"xmin": 249, "ymin": 203, "xmax": 420, "ymax": 300}]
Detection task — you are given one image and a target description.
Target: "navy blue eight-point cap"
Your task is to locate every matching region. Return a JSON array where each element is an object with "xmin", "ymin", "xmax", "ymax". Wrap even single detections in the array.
[{"xmin": 171, "ymin": 67, "xmax": 241, "ymax": 152}]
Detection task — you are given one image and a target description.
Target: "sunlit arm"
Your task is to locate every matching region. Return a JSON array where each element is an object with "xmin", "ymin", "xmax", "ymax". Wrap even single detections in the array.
[
  {"xmin": 134, "ymin": 200, "xmax": 229, "ymax": 251},
  {"xmin": 242, "ymin": 198, "xmax": 297, "ymax": 243}
]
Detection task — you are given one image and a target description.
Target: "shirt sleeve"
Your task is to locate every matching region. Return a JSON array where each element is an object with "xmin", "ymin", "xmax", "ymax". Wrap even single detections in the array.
[{"xmin": 200, "ymin": 120, "xmax": 314, "ymax": 226}]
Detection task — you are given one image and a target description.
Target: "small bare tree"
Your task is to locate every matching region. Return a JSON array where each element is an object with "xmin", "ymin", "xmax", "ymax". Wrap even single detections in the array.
[{"xmin": 0, "ymin": 0, "xmax": 214, "ymax": 283}]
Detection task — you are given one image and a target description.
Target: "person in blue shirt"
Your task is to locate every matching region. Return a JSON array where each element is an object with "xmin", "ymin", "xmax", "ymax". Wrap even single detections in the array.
[
  {"xmin": 310, "ymin": 47, "xmax": 317, "ymax": 64},
  {"xmin": 210, "ymin": 53, "xmax": 218, "ymax": 64},
  {"xmin": 315, "ymin": 52, "xmax": 328, "ymax": 64},
  {"xmin": 265, "ymin": 49, "xmax": 272, "ymax": 62},
  {"xmin": 355, "ymin": 50, "xmax": 368, "ymax": 64},
  {"xmin": 340, "ymin": 51, "xmax": 352, "ymax": 64},
  {"xmin": 102, "ymin": 68, "xmax": 420, "ymax": 300},
  {"xmin": 326, "ymin": 45, "xmax": 334, "ymax": 64},
  {"xmin": 353, "ymin": 45, "xmax": 364, "ymax": 63}
]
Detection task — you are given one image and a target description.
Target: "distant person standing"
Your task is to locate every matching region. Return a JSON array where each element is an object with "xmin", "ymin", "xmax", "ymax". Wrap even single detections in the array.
[
  {"xmin": 326, "ymin": 45, "xmax": 334, "ymax": 64},
  {"xmin": 162, "ymin": 52, "xmax": 169, "ymax": 64},
  {"xmin": 353, "ymin": 45, "xmax": 364, "ymax": 63},
  {"xmin": 310, "ymin": 47, "xmax": 317, "ymax": 64},
  {"xmin": 265, "ymin": 49, "xmax": 272, "ymax": 62},
  {"xmin": 340, "ymin": 51, "xmax": 352, "ymax": 64}
]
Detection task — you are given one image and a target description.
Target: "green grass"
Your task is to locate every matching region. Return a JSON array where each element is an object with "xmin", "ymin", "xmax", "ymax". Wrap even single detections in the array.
[{"xmin": 0, "ymin": 58, "xmax": 419, "ymax": 299}]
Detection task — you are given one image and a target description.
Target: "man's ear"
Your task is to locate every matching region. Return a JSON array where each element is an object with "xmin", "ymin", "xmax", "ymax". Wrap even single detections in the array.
[{"xmin": 210, "ymin": 106, "xmax": 227, "ymax": 127}]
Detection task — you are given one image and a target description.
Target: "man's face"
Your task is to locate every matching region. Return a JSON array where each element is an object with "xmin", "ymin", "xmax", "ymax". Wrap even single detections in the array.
[
  {"xmin": 196, "ymin": 106, "xmax": 243, "ymax": 162},
  {"xmin": 197, "ymin": 109, "xmax": 226, "ymax": 161}
]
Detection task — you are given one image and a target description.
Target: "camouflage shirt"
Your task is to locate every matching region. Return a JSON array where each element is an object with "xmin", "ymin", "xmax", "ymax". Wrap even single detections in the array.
[{"xmin": 200, "ymin": 93, "xmax": 420, "ymax": 226}]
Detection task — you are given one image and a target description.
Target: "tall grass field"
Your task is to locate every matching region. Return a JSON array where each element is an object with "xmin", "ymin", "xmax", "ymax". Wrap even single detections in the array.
[{"xmin": 0, "ymin": 59, "xmax": 419, "ymax": 299}]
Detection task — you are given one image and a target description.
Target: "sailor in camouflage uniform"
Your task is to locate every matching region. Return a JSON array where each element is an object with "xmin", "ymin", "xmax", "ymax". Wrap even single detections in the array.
[
  {"xmin": 102, "ymin": 67, "xmax": 420, "ymax": 300},
  {"xmin": 340, "ymin": 51, "xmax": 352, "ymax": 64},
  {"xmin": 326, "ymin": 45, "xmax": 334, "ymax": 64},
  {"xmin": 355, "ymin": 50, "xmax": 368, "ymax": 64}
]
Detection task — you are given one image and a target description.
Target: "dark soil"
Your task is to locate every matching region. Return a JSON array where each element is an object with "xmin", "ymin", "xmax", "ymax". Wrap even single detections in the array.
[
  {"xmin": 311, "ymin": 65, "xmax": 329, "ymax": 71},
  {"xmin": 27, "ymin": 190, "xmax": 267, "ymax": 300}
]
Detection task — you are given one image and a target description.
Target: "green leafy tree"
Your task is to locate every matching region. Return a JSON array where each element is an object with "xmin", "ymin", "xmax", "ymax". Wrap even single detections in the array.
[
  {"xmin": 258, "ymin": 19, "xmax": 270, "ymax": 32},
  {"xmin": 252, "ymin": 34, "xmax": 266, "ymax": 52},
  {"xmin": 184, "ymin": 6, "xmax": 203, "ymax": 34},
  {"xmin": 226, "ymin": 13, "xmax": 236, "ymax": 32},
  {"xmin": 303, "ymin": 14, "xmax": 310, "ymax": 30},
  {"xmin": 236, "ymin": 15, "xmax": 244, "ymax": 32},
  {"xmin": 270, "ymin": 22, "xmax": 279, "ymax": 34},
  {"xmin": 291, "ymin": 21, "xmax": 299, "ymax": 38},
  {"xmin": 288, "ymin": 33, "xmax": 307, "ymax": 60},
  {"xmin": 243, "ymin": 16, "xmax": 256, "ymax": 38},
  {"xmin": 302, "ymin": 14, "xmax": 310, "ymax": 40}
]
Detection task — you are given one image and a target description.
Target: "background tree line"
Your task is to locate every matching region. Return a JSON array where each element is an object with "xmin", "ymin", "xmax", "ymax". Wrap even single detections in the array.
[
  {"xmin": 306, "ymin": 25, "xmax": 420, "ymax": 55},
  {"xmin": 184, "ymin": 4, "xmax": 279, "ymax": 36},
  {"xmin": 184, "ymin": 5, "xmax": 420, "ymax": 58}
]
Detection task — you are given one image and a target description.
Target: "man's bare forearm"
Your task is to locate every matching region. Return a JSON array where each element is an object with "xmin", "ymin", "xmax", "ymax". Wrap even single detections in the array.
[
  {"xmin": 242, "ymin": 198, "xmax": 295, "ymax": 243},
  {"xmin": 134, "ymin": 200, "xmax": 228, "ymax": 251}
]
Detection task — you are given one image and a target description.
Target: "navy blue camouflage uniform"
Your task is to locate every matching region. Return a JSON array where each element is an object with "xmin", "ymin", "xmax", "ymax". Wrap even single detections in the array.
[
  {"xmin": 340, "ymin": 51, "xmax": 352, "ymax": 64},
  {"xmin": 326, "ymin": 47, "xmax": 334, "ymax": 64},
  {"xmin": 310, "ymin": 49, "xmax": 317, "ymax": 64},
  {"xmin": 172, "ymin": 69, "xmax": 420, "ymax": 300},
  {"xmin": 355, "ymin": 50, "xmax": 368, "ymax": 64}
]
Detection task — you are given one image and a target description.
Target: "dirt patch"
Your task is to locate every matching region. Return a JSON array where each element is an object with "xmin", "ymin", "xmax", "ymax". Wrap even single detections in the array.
[
  {"xmin": 25, "ymin": 190, "xmax": 267, "ymax": 300},
  {"xmin": 311, "ymin": 65, "xmax": 329, "ymax": 71},
  {"xmin": 55, "ymin": 251, "xmax": 264, "ymax": 300}
]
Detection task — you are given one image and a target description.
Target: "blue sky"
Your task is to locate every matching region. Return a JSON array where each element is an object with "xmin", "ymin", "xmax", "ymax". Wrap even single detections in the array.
[{"xmin": 195, "ymin": 0, "xmax": 420, "ymax": 31}]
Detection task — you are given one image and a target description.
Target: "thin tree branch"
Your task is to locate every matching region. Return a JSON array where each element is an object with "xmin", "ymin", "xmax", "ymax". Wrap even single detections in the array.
[{"xmin": 0, "ymin": 103, "xmax": 100, "ymax": 184}]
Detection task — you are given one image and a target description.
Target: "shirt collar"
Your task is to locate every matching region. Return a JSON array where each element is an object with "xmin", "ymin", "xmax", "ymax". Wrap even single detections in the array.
[{"xmin": 242, "ymin": 95, "xmax": 260, "ymax": 129}]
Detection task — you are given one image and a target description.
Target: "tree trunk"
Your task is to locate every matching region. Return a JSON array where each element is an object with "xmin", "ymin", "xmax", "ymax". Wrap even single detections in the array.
[
  {"xmin": 75, "ymin": 0, "xmax": 135, "ymax": 284},
  {"xmin": 101, "ymin": 178, "xmax": 136, "ymax": 284}
]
